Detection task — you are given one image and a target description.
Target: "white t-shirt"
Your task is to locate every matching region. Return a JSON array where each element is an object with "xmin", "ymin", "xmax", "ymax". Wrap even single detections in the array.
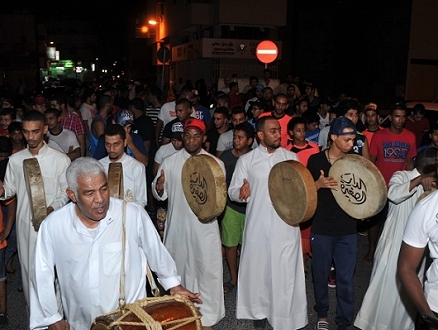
[
  {"xmin": 47, "ymin": 129, "xmax": 80, "ymax": 154},
  {"xmin": 403, "ymin": 192, "xmax": 438, "ymax": 312},
  {"xmin": 158, "ymin": 101, "xmax": 196, "ymax": 126},
  {"xmin": 79, "ymin": 102, "xmax": 96, "ymax": 132},
  {"xmin": 154, "ymin": 143, "xmax": 178, "ymax": 165}
]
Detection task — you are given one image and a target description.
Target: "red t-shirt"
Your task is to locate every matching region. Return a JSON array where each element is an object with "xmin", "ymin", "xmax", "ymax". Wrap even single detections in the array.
[
  {"xmin": 369, "ymin": 128, "xmax": 417, "ymax": 185},
  {"xmin": 404, "ymin": 116, "xmax": 429, "ymax": 148},
  {"xmin": 289, "ymin": 141, "xmax": 320, "ymax": 166}
]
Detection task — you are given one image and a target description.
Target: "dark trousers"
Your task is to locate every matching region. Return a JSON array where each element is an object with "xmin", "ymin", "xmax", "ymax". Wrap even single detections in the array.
[{"xmin": 311, "ymin": 233, "xmax": 358, "ymax": 330}]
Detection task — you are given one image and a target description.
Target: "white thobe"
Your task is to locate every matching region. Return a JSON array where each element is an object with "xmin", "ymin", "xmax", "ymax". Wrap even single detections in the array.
[
  {"xmin": 99, "ymin": 153, "xmax": 147, "ymax": 207},
  {"xmin": 1, "ymin": 143, "xmax": 70, "ymax": 306},
  {"xmin": 228, "ymin": 145, "xmax": 308, "ymax": 330},
  {"xmin": 152, "ymin": 149, "xmax": 225, "ymax": 326},
  {"xmin": 30, "ymin": 198, "xmax": 180, "ymax": 330},
  {"xmin": 154, "ymin": 143, "xmax": 178, "ymax": 165},
  {"xmin": 354, "ymin": 169, "xmax": 425, "ymax": 330}
]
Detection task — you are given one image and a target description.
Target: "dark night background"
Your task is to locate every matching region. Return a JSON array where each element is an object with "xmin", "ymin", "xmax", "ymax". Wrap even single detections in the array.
[{"xmin": 3, "ymin": 0, "xmax": 413, "ymax": 101}]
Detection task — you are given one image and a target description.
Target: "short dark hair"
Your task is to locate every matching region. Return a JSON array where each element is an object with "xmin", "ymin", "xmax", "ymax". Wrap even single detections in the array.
[
  {"xmin": 23, "ymin": 110, "xmax": 46, "ymax": 124},
  {"xmin": 217, "ymin": 94, "xmax": 230, "ymax": 105},
  {"xmin": 295, "ymin": 98, "xmax": 308, "ymax": 108},
  {"xmin": 256, "ymin": 116, "xmax": 275, "ymax": 132},
  {"xmin": 229, "ymin": 82, "xmax": 238, "ymax": 90},
  {"xmin": 234, "ymin": 122, "xmax": 255, "ymax": 140},
  {"xmin": 302, "ymin": 111, "xmax": 320, "ymax": 125},
  {"xmin": 231, "ymin": 106, "xmax": 246, "ymax": 116},
  {"xmin": 66, "ymin": 94, "xmax": 79, "ymax": 109},
  {"xmin": 1, "ymin": 108, "xmax": 16, "ymax": 120},
  {"xmin": 45, "ymin": 108, "xmax": 61, "ymax": 118},
  {"xmin": 412, "ymin": 103, "xmax": 426, "ymax": 115},
  {"xmin": 176, "ymin": 98, "xmax": 192, "ymax": 109},
  {"xmin": 275, "ymin": 93, "xmax": 288, "ymax": 101},
  {"xmin": 97, "ymin": 95, "xmax": 113, "ymax": 110},
  {"xmin": 249, "ymin": 76, "xmax": 258, "ymax": 82},
  {"xmin": 130, "ymin": 97, "xmax": 145, "ymax": 111},
  {"xmin": 146, "ymin": 85, "xmax": 162, "ymax": 101},
  {"xmin": 214, "ymin": 107, "xmax": 229, "ymax": 119},
  {"xmin": 50, "ymin": 93, "xmax": 67, "ymax": 106},
  {"xmin": 390, "ymin": 103, "xmax": 407, "ymax": 114},
  {"xmin": 104, "ymin": 123, "xmax": 126, "ymax": 140},
  {"xmin": 8, "ymin": 121, "xmax": 22, "ymax": 135},
  {"xmin": 338, "ymin": 99, "xmax": 360, "ymax": 116},
  {"xmin": 287, "ymin": 116, "xmax": 306, "ymax": 132}
]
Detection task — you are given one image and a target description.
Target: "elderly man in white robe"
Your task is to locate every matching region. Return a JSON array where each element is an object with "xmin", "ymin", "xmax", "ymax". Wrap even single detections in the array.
[
  {"xmin": 0, "ymin": 110, "xmax": 70, "ymax": 310},
  {"xmin": 29, "ymin": 157, "xmax": 200, "ymax": 330},
  {"xmin": 354, "ymin": 147, "xmax": 438, "ymax": 330},
  {"xmin": 99, "ymin": 123, "xmax": 147, "ymax": 207},
  {"xmin": 228, "ymin": 116, "xmax": 308, "ymax": 330},
  {"xmin": 152, "ymin": 118, "xmax": 225, "ymax": 329}
]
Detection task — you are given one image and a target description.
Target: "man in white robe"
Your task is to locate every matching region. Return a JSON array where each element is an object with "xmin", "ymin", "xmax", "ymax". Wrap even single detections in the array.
[
  {"xmin": 29, "ymin": 157, "xmax": 200, "ymax": 329},
  {"xmin": 0, "ymin": 110, "xmax": 70, "ymax": 309},
  {"xmin": 99, "ymin": 123, "xmax": 147, "ymax": 207},
  {"xmin": 228, "ymin": 116, "xmax": 308, "ymax": 330},
  {"xmin": 354, "ymin": 147, "xmax": 437, "ymax": 330},
  {"xmin": 152, "ymin": 118, "xmax": 225, "ymax": 329}
]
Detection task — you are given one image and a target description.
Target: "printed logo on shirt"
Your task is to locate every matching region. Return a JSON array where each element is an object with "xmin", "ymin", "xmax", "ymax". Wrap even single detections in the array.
[{"xmin": 382, "ymin": 141, "xmax": 410, "ymax": 160}]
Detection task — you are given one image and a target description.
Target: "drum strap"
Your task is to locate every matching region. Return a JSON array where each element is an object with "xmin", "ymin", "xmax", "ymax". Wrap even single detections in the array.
[{"xmin": 119, "ymin": 201, "xmax": 160, "ymax": 312}]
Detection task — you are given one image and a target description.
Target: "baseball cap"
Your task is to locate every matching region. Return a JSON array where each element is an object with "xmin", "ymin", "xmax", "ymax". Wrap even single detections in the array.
[
  {"xmin": 184, "ymin": 118, "xmax": 206, "ymax": 135},
  {"xmin": 364, "ymin": 102, "xmax": 377, "ymax": 111},
  {"xmin": 114, "ymin": 109, "xmax": 134, "ymax": 126},
  {"xmin": 33, "ymin": 95, "xmax": 47, "ymax": 105},
  {"xmin": 329, "ymin": 117, "xmax": 357, "ymax": 136},
  {"xmin": 170, "ymin": 121, "xmax": 184, "ymax": 140},
  {"xmin": 255, "ymin": 84, "xmax": 265, "ymax": 91}
]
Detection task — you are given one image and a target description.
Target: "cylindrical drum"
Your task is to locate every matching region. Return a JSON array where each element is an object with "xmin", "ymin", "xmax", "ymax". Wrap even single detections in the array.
[
  {"xmin": 181, "ymin": 154, "xmax": 226, "ymax": 220},
  {"xmin": 90, "ymin": 295, "xmax": 202, "ymax": 330},
  {"xmin": 23, "ymin": 158, "xmax": 48, "ymax": 231},
  {"xmin": 268, "ymin": 160, "xmax": 317, "ymax": 225},
  {"xmin": 328, "ymin": 154, "xmax": 387, "ymax": 219}
]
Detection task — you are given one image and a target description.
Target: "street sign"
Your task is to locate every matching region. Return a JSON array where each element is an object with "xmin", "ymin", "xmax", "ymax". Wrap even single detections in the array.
[
  {"xmin": 255, "ymin": 40, "xmax": 278, "ymax": 64},
  {"xmin": 157, "ymin": 46, "xmax": 170, "ymax": 63}
]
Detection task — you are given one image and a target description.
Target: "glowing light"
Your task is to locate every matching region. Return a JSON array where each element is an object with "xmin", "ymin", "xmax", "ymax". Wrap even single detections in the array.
[
  {"xmin": 141, "ymin": 26, "xmax": 149, "ymax": 33},
  {"xmin": 148, "ymin": 20, "xmax": 157, "ymax": 25}
]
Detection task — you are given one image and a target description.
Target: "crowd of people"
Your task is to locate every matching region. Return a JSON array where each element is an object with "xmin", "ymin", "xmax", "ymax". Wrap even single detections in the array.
[{"xmin": 0, "ymin": 72, "xmax": 437, "ymax": 330}]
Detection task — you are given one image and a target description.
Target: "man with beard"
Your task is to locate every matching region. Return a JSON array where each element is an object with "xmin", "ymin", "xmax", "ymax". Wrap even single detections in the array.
[
  {"xmin": 0, "ymin": 110, "xmax": 70, "ymax": 310},
  {"xmin": 228, "ymin": 116, "xmax": 307, "ymax": 330},
  {"xmin": 99, "ymin": 124, "xmax": 147, "ymax": 207},
  {"xmin": 152, "ymin": 119, "xmax": 225, "ymax": 329}
]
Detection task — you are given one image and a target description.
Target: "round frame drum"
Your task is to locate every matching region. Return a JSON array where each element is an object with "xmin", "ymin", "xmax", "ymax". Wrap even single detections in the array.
[
  {"xmin": 268, "ymin": 160, "xmax": 317, "ymax": 225},
  {"xmin": 90, "ymin": 295, "xmax": 202, "ymax": 330},
  {"xmin": 328, "ymin": 154, "xmax": 387, "ymax": 219},
  {"xmin": 181, "ymin": 155, "xmax": 226, "ymax": 220},
  {"xmin": 23, "ymin": 158, "xmax": 47, "ymax": 231},
  {"xmin": 108, "ymin": 163, "xmax": 124, "ymax": 199}
]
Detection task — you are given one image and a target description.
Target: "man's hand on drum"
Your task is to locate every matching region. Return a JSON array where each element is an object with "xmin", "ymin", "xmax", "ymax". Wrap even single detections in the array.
[
  {"xmin": 169, "ymin": 285, "xmax": 203, "ymax": 304},
  {"xmin": 48, "ymin": 319, "xmax": 70, "ymax": 330},
  {"xmin": 239, "ymin": 178, "xmax": 250, "ymax": 200},
  {"xmin": 315, "ymin": 170, "xmax": 338, "ymax": 190},
  {"xmin": 156, "ymin": 170, "xmax": 165, "ymax": 196}
]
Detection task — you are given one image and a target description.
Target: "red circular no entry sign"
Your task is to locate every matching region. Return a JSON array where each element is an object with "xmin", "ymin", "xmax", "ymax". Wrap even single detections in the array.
[{"xmin": 256, "ymin": 40, "xmax": 278, "ymax": 64}]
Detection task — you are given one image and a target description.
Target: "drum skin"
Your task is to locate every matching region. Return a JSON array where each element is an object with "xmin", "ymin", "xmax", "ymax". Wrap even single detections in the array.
[
  {"xmin": 90, "ymin": 296, "xmax": 202, "ymax": 330},
  {"xmin": 268, "ymin": 160, "xmax": 317, "ymax": 225},
  {"xmin": 181, "ymin": 154, "xmax": 226, "ymax": 220},
  {"xmin": 328, "ymin": 154, "xmax": 387, "ymax": 219},
  {"xmin": 23, "ymin": 158, "xmax": 47, "ymax": 231},
  {"xmin": 108, "ymin": 163, "xmax": 124, "ymax": 199}
]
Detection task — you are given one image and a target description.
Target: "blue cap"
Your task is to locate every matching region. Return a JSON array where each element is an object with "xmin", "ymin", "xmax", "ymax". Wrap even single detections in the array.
[
  {"xmin": 114, "ymin": 109, "xmax": 134, "ymax": 126},
  {"xmin": 329, "ymin": 117, "xmax": 357, "ymax": 136}
]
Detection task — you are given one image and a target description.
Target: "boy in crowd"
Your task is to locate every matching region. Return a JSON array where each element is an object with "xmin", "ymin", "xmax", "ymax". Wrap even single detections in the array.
[
  {"xmin": 220, "ymin": 122, "xmax": 254, "ymax": 294},
  {"xmin": 0, "ymin": 109, "xmax": 15, "ymax": 137},
  {"xmin": 361, "ymin": 103, "xmax": 381, "ymax": 146},
  {"xmin": 153, "ymin": 122, "xmax": 184, "ymax": 177},
  {"xmin": 7, "ymin": 122, "xmax": 25, "ymax": 154},
  {"xmin": 302, "ymin": 111, "xmax": 321, "ymax": 144}
]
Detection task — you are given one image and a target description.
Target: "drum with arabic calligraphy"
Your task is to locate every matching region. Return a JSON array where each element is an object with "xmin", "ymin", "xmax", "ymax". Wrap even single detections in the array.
[
  {"xmin": 181, "ymin": 154, "xmax": 227, "ymax": 221},
  {"xmin": 328, "ymin": 154, "xmax": 387, "ymax": 219}
]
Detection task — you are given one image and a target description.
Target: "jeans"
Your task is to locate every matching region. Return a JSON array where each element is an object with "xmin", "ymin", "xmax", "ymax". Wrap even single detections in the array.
[{"xmin": 311, "ymin": 233, "xmax": 357, "ymax": 330}]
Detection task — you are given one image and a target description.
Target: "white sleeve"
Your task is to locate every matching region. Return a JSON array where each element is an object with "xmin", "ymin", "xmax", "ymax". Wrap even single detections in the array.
[
  {"xmin": 228, "ymin": 156, "xmax": 249, "ymax": 203},
  {"xmin": 403, "ymin": 202, "xmax": 430, "ymax": 248}
]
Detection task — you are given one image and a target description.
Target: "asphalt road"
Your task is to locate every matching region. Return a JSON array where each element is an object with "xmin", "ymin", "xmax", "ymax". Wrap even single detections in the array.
[{"xmin": 3, "ymin": 234, "xmax": 372, "ymax": 330}]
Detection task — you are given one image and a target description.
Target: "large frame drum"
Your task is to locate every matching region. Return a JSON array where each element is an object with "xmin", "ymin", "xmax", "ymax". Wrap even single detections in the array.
[
  {"xmin": 181, "ymin": 155, "xmax": 226, "ymax": 220},
  {"xmin": 23, "ymin": 158, "xmax": 47, "ymax": 231},
  {"xmin": 328, "ymin": 154, "xmax": 387, "ymax": 219},
  {"xmin": 268, "ymin": 160, "xmax": 317, "ymax": 225}
]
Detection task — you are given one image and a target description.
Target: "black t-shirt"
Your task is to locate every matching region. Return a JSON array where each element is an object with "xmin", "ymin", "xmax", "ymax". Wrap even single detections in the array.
[
  {"xmin": 134, "ymin": 114, "xmax": 156, "ymax": 151},
  {"xmin": 307, "ymin": 151, "xmax": 357, "ymax": 236},
  {"xmin": 220, "ymin": 149, "xmax": 246, "ymax": 214}
]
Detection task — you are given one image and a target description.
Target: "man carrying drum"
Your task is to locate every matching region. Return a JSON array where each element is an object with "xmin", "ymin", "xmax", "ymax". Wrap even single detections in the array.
[
  {"xmin": 307, "ymin": 117, "xmax": 358, "ymax": 330},
  {"xmin": 0, "ymin": 110, "xmax": 70, "ymax": 311},
  {"xmin": 29, "ymin": 157, "xmax": 200, "ymax": 330},
  {"xmin": 152, "ymin": 118, "xmax": 225, "ymax": 330},
  {"xmin": 228, "ymin": 116, "xmax": 307, "ymax": 330}
]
